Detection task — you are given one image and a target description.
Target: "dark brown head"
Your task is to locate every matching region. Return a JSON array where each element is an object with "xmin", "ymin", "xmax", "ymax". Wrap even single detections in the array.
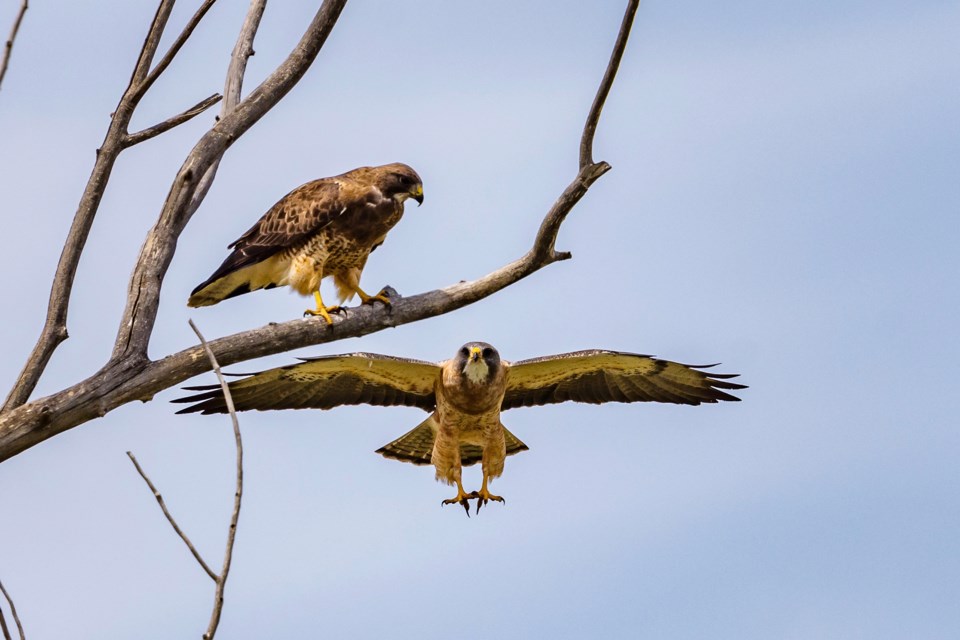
[
  {"xmin": 377, "ymin": 162, "xmax": 423, "ymax": 205},
  {"xmin": 453, "ymin": 342, "xmax": 502, "ymax": 386}
]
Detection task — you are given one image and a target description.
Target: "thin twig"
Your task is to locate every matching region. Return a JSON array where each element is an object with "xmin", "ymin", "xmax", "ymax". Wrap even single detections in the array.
[
  {"xmin": 580, "ymin": 0, "xmax": 640, "ymax": 168},
  {"xmin": 126, "ymin": 320, "xmax": 243, "ymax": 640},
  {"xmin": 0, "ymin": 580, "xmax": 24, "ymax": 640},
  {"xmin": 189, "ymin": 320, "xmax": 242, "ymax": 640},
  {"xmin": 126, "ymin": 451, "xmax": 218, "ymax": 582},
  {"xmin": 136, "ymin": 0, "xmax": 219, "ymax": 100},
  {"xmin": 124, "ymin": 93, "xmax": 223, "ymax": 147},
  {"xmin": 0, "ymin": 0, "xmax": 28, "ymax": 94},
  {"xmin": 0, "ymin": 605, "xmax": 10, "ymax": 640}
]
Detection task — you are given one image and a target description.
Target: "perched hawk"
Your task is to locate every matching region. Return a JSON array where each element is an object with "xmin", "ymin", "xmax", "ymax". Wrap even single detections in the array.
[
  {"xmin": 174, "ymin": 342, "xmax": 746, "ymax": 514},
  {"xmin": 187, "ymin": 163, "xmax": 423, "ymax": 324}
]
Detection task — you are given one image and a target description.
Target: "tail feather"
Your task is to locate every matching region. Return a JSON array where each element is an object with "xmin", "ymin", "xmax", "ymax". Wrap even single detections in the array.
[
  {"xmin": 376, "ymin": 416, "xmax": 529, "ymax": 468},
  {"xmin": 187, "ymin": 256, "xmax": 284, "ymax": 307},
  {"xmin": 375, "ymin": 414, "xmax": 438, "ymax": 466}
]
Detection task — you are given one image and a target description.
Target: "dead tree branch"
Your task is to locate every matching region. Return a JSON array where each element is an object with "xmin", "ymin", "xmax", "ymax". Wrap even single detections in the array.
[
  {"xmin": 0, "ymin": 579, "xmax": 24, "ymax": 640},
  {"xmin": 126, "ymin": 451, "xmax": 218, "ymax": 581},
  {"xmin": 123, "ymin": 93, "xmax": 223, "ymax": 147},
  {"xmin": 0, "ymin": 0, "xmax": 27, "ymax": 94},
  {"xmin": 190, "ymin": 320, "xmax": 243, "ymax": 640},
  {"xmin": 581, "ymin": 0, "xmax": 640, "ymax": 169},
  {"xmin": 128, "ymin": 321, "xmax": 243, "ymax": 640},
  {"xmin": 2, "ymin": 0, "xmax": 219, "ymax": 412},
  {"xmin": 0, "ymin": 0, "xmax": 639, "ymax": 462},
  {"xmin": 135, "ymin": 0, "xmax": 219, "ymax": 101}
]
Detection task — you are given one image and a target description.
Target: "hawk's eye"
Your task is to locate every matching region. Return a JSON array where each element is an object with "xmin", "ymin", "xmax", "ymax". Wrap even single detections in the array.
[
  {"xmin": 460, "ymin": 347, "xmax": 470, "ymax": 358},
  {"xmin": 482, "ymin": 348, "xmax": 493, "ymax": 359},
  {"xmin": 396, "ymin": 174, "xmax": 411, "ymax": 186}
]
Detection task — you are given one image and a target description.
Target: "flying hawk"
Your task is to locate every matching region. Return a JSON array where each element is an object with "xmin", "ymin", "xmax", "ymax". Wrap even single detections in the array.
[
  {"xmin": 187, "ymin": 162, "xmax": 423, "ymax": 324},
  {"xmin": 174, "ymin": 342, "xmax": 745, "ymax": 514}
]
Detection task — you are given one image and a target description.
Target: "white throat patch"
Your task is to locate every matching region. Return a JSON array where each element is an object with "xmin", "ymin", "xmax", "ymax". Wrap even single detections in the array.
[{"xmin": 463, "ymin": 358, "xmax": 489, "ymax": 385}]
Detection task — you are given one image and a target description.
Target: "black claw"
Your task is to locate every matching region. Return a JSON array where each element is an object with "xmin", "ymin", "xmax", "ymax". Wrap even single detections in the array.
[{"xmin": 461, "ymin": 500, "xmax": 471, "ymax": 517}]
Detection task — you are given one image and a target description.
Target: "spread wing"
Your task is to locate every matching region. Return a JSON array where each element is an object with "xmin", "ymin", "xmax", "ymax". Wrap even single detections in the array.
[
  {"xmin": 191, "ymin": 179, "xmax": 346, "ymax": 293},
  {"xmin": 501, "ymin": 350, "xmax": 746, "ymax": 410},
  {"xmin": 172, "ymin": 353, "xmax": 440, "ymax": 415}
]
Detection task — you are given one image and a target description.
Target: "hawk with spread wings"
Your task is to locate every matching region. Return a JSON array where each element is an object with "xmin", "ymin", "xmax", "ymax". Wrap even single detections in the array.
[
  {"xmin": 174, "ymin": 342, "xmax": 746, "ymax": 514},
  {"xmin": 187, "ymin": 162, "xmax": 423, "ymax": 324}
]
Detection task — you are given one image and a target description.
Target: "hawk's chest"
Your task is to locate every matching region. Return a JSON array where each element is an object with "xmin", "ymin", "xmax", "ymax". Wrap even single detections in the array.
[{"xmin": 304, "ymin": 201, "xmax": 403, "ymax": 268}]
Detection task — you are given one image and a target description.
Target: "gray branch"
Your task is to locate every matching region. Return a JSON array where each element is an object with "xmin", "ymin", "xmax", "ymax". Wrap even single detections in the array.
[
  {"xmin": 123, "ymin": 93, "xmax": 223, "ymax": 147},
  {"xmin": 0, "ymin": 0, "xmax": 28, "ymax": 95},
  {"xmin": 126, "ymin": 451, "xmax": 219, "ymax": 582},
  {"xmin": 128, "ymin": 320, "xmax": 243, "ymax": 640},
  {"xmin": 0, "ymin": 579, "xmax": 25, "ymax": 640},
  {"xmin": 1, "ymin": 0, "xmax": 215, "ymax": 412}
]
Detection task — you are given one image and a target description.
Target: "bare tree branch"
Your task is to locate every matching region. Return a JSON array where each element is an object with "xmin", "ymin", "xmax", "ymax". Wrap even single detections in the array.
[
  {"xmin": 123, "ymin": 93, "xmax": 223, "ymax": 147},
  {"xmin": 0, "ymin": 0, "xmax": 639, "ymax": 464},
  {"xmin": 128, "ymin": 319, "xmax": 243, "ymax": 639},
  {"xmin": 0, "ymin": 605, "xmax": 9, "ymax": 640},
  {"xmin": 0, "ymin": 0, "xmax": 28, "ymax": 94},
  {"xmin": 135, "ymin": 0, "xmax": 219, "ymax": 101},
  {"xmin": 2, "ymin": 0, "xmax": 178, "ymax": 412},
  {"xmin": 126, "ymin": 451, "xmax": 218, "ymax": 582},
  {"xmin": 189, "ymin": 321, "xmax": 243, "ymax": 640},
  {"xmin": 0, "ymin": 579, "xmax": 25, "ymax": 640},
  {"xmin": 581, "ymin": 0, "xmax": 640, "ymax": 169}
]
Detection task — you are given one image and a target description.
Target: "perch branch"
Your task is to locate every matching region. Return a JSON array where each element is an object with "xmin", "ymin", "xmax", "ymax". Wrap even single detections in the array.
[
  {"xmin": 190, "ymin": 321, "xmax": 243, "ymax": 640},
  {"xmin": 0, "ymin": 0, "xmax": 28, "ymax": 94},
  {"xmin": 0, "ymin": 0, "xmax": 638, "ymax": 462},
  {"xmin": 3, "ymin": 0, "xmax": 179, "ymax": 412},
  {"xmin": 126, "ymin": 451, "xmax": 218, "ymax": 582},
  {"xmin": 123, "ymin": 93, "xmax": 223, "ymax": 147},
  {"xmin": 0, "ymin": 579, "xmax": 25, "ymax": 640}
]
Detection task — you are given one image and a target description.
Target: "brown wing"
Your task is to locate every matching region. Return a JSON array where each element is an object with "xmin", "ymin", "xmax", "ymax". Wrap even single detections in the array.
[
  {"xmin": 191, "ymin": 179, "xmax": 350, "ymax": 295},
  {"xmin": 172, "ymin": 353, "xmax": 439, "ymax": 415},
  {"xmin": 501, "ymin": 350, "xmax": 746, "ymax": 410}
]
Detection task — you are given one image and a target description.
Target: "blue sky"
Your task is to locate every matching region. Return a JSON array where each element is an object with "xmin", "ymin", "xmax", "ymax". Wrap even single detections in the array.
[{"xmin": 0, "ymin": 1, "xmax": 958, "ymax": 638}]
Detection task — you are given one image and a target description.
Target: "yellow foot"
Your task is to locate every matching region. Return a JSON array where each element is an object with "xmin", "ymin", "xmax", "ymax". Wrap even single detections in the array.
[
  {"xmin": 474, "ymin": 487, "xmax": 504, "ymax": 515},
  {"xmin": 358, "ymin": 288, "xmax": 392, "ymax": 307},
  {"xmin": 303, "ymin": 305, "xmax": 345, "ymax": 325},
  {"xmin": 441, "ymin": 485, "xmax": 476, "ymax": 517}
]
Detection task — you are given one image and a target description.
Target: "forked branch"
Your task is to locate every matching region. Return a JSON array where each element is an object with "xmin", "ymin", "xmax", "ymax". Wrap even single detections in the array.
[
  {"xmin": 127, "ymin": 320, "xmax": 243, "ymax": 640},
  {"xmin": 2, "ymin": 0, "xmax": 219, "ymax": 412},
  {"xmin": 123, "ymin": 93, "xmax": 223, "ymax": 147}
]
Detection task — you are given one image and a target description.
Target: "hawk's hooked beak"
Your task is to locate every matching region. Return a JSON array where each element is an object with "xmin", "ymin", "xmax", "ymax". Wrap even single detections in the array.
[
  {"xmin": 412, "ymin": 184, "xmax": 424, "ymax": 206},
  {"xmin": 469, "ymin": 346, "xmax": 482, "ymax": 362}
]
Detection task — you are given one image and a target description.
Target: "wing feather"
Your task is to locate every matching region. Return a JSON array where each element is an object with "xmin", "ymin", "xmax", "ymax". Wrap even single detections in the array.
[
  {"xmin": 502, "ymin": 350, "xmax": 745, "ymax": 410},
  {"xmin": 190, "ymin": 180, "xmax": 347, "ymax": 295},
  {"xmin": 173, "ymin": 353, "xmax": 439, "ymax": 415}
]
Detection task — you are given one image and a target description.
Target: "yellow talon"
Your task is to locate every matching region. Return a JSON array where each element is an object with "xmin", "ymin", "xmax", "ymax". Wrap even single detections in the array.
[
  {"xmin": 304, "ymin": 291, "xmax": 340, "ymax": 325},
  {"xmin": 356, "ymin": 287, "xmax": 392, "ymax": 307},
  {"xmin": 441, "ymin": 480, "xmax": 475, "ymax": 517},
  {"xmin": 474, "ymin": 475, "xmax": 504, "ymax": 514}
]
